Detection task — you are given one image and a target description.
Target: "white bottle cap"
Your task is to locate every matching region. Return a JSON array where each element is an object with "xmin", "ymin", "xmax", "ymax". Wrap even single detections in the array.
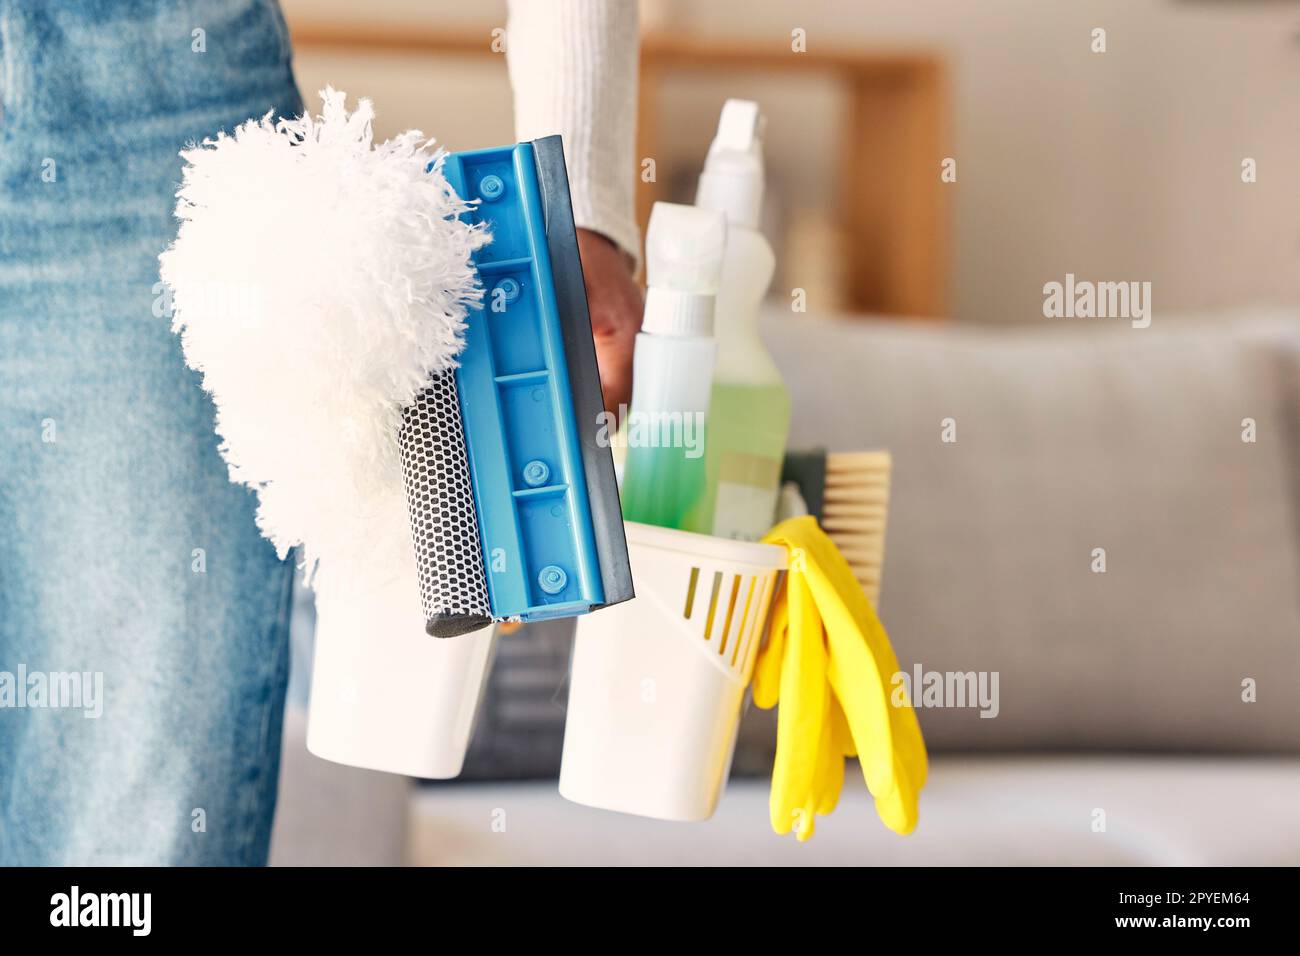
[
  {"xmin": 642, "ymin": 202, "xmax": 727, "ymax": 337},
  {"xmin": 695, "ymin": 99, "xmax": 766, "ymax": 230}
]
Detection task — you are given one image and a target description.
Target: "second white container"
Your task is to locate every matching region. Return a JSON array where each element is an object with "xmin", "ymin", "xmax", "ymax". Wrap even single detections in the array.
[
  {"xmin": 559, "ymin": 521, "xmax": 786, "ymax": 821},
  {"xmin": 307, "ymin": 570, "xmax": 496, "ymax": 779}
]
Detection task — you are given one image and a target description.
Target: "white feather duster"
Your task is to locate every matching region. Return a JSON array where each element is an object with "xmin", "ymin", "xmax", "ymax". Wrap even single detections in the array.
[{"xmin": 159, "ymin": 88, "xmax": 489, "ymax": 603}]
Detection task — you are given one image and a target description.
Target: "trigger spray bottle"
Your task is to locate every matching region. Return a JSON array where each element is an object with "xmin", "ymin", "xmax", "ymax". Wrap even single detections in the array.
[
  {"xmin": 692, "ymin": 99, "xmax": 791, "ymax": 540},
  {"xmin": 620, "ymin": 203, "xmax": 727, "ymax": 531}
]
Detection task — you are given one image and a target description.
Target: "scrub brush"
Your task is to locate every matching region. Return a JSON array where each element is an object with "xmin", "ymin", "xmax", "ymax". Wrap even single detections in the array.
[{"xmin": 779, "ymin": 450, "xmax": 891, "ymax": 607}]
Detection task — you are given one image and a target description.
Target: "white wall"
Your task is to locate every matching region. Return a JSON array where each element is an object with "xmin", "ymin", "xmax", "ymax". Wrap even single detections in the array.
[{"xmin": 283, "ymin": 0, "xmax": 1300, "ymax": 323}]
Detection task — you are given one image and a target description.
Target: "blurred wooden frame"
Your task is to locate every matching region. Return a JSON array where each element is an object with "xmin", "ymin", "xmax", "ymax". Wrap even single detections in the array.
[{"xmin": 290, "ymin": 24, "xmax": 949, "ymax": 319}]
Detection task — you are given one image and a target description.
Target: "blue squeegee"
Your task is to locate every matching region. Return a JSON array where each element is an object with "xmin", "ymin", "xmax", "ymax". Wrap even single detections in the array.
[{"xmin": 399, "ymin": 136, "xmax": 634, "ymax": 637}]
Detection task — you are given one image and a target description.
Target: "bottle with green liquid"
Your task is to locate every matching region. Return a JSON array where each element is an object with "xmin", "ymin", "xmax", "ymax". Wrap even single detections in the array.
[
  {"xmin": 620, "ymin": 203, "xmax": 727, "ymax": 530},
  {"xmin": 690, "ymin": 99, "xmax": 791, "ymax": 541}
]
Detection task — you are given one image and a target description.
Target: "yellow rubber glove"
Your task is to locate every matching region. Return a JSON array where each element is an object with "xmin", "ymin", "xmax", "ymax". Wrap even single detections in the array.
[{"xmin": 753, "ymin": 516, "xmax": 928, "ymax": 839}]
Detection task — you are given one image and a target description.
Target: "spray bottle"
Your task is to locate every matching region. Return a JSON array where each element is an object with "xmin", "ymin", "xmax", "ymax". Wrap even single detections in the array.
[
  {"xmin": 692, "ymin": 99, "xmax": 791, "ymax": 540},
  {"xmin": 620, "ymin": 202, "xmax": 727, "ymax": 531}
]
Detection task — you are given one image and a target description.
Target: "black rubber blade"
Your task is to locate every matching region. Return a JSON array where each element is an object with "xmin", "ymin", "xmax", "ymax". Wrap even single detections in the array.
[{"xmin": 531, "ymin": 135, "xmax": 634, "ymax": 610}]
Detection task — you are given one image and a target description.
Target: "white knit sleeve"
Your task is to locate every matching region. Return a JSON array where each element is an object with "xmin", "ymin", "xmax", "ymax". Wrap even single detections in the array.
[{"xmin": 506, "ymin": 0, "xmax": 641, "ymax": 267}]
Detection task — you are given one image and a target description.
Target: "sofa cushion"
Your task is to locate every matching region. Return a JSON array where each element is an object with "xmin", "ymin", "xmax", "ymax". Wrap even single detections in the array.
[{"xmin": 757, "ymin": 310, "xmax": 1300, "ymax": 752}]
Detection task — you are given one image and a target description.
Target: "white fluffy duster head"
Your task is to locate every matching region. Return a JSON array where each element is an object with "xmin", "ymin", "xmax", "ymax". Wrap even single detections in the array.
[{"xmin": 159, "ymin": 87, "xmax": 489, "ymax": 597}]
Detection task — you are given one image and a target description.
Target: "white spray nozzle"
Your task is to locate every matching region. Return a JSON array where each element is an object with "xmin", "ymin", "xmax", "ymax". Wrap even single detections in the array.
[
  {"xmin": 709, "ymin": 99, "xmax": 764, "ymax": 157},
  {"xmin": 696, "ymin": 98, "xmax": 766, "ymax": 230}
]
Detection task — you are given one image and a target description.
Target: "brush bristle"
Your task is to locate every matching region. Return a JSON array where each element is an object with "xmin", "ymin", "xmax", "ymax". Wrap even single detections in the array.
[{"xmin": 823, "ymin": 450, "xmax": 892, "ymax": 607}]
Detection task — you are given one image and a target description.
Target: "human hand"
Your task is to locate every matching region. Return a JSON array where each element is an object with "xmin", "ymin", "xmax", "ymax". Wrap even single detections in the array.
[{"xmin": 576, "ymin": 228, "xmax": 642, "ymax": 415}]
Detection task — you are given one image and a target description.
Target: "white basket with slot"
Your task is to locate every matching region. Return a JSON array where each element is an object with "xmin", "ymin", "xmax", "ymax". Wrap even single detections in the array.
[{"xmin": 559, "ymin": 521, "xmax": 787, "ymax": 821}]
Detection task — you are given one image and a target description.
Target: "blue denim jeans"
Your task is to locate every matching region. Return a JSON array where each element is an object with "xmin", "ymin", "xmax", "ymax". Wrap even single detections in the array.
[{"xmin": 0, "ymin": 1, "xmax": 302, "ymax": 864}]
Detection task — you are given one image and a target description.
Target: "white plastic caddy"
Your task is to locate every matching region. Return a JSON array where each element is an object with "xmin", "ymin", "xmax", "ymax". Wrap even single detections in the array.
[{"xmin": 560, "ymin": 521, "xmax": 787, "ymax": 821}]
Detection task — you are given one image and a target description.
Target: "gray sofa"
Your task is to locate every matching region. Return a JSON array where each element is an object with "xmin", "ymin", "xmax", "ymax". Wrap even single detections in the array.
[{"xmin": 272, "ymin": 308, "xmax": 1300, "ymax": 866}]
